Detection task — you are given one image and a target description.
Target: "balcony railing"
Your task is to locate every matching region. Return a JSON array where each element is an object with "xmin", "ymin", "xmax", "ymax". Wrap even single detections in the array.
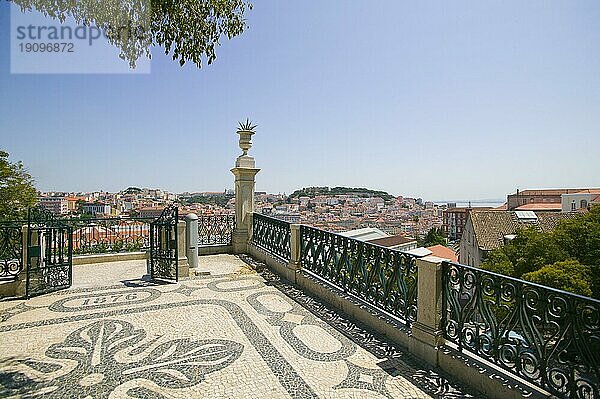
[
  {"xmin": 442, "ymin": 261, "xmax": 600, "ymax": 399},
  {"xmin": 251, "ymin": 213, "xmax": 291, "ymax": 261},
  {"xmin": 67, "ymin": 217, "xmax": 154, "ymax": 255},
  {"xmin": 198, "ymin": 214, "xmax": 235, "ymax": 246},
  {"xmin": 300, "ymin": 225, "xmax": 418, "ymax": 325},
  {"xmin": 0, "ymin": 222, "xmax": 24, "ymax": 282}
]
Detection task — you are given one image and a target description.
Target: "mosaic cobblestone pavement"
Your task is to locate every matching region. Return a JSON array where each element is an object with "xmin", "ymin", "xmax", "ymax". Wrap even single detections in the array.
[{"xmin": 0, "ymin": 256, "xmax": 484, "ymax": 398}]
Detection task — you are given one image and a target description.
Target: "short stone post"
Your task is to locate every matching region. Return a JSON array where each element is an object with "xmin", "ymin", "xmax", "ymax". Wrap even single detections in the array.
[
  {"xmin": 409, "ymin": 256, "xmax": 445, "ymax": 366},
  {"xmin": 288, "ymin": 224, "xmax": 302, "ymax": 270},
  {"xmin": 231, "ymin": 121, "xmax": 260, "ymax": 254},
  {"xmin": 177, "ymin": 221, "xmax": 190, "ymax": 278},
  {"xmin": 185, "ymin": 213, "xmax": 199, "ymax": 270}
]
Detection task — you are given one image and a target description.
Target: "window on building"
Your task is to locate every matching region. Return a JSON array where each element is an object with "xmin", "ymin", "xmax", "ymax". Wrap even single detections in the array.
[
  {"xmin": 581, "ymin": 200, "xmax": 588, "ymax": 209},
  {"xmin": 571, "ymin": 201, "xmax": 576, "ymax": 211}
]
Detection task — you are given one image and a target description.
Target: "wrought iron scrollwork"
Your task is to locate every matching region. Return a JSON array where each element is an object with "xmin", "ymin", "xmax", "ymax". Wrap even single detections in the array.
[
  {"xmin": 0, "ymin": 222, "xmax": 24, "ymax": 282},
  {"xmin": 442, "ymin": 261, "xmax": 600, "ymax": 399},
  {"xmin": 26, "ymin": 206, "xmax": 73, "ymax": 298},
  {"xmin": 149, "ymin": 205, "xmax": 178, "ymax": 281},
  {"xmin": 251, "ymin": 213, "xmax": 291, "ymax": 261},
  {"xmin": 198, "ymin": 214, "xmax": 235, "ymax": 246},
  {"xmin": 68, "ymin": 217, "xmax": 153, "ymax": 255},
  {"xmin": 300, "ymin": 225, "xmax": 418, "ymax": 326}
]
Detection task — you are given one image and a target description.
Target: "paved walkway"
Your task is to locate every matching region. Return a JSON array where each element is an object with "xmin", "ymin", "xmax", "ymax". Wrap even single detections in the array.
[{"xmin": 0, "ymin": 255, "xmax": 482, "ymax": 398}]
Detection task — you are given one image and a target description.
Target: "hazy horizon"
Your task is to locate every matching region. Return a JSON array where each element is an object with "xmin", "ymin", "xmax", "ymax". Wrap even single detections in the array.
[{"xmin": 2, "ymin": 1, "xmax": 599, "ymax": 200}]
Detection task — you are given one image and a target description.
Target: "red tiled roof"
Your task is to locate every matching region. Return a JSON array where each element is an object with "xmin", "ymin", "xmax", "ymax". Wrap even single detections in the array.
[
  {"xmin": 574, "ymin": 189, "xmax": 600, "ymax": 195},
  {"xmin": 426, "ymin": 245, "xmax": 458, "ymax": 262},
  {"xmin": 514, "ymin": 203, "xmax": 562, "ymax": 211},
  {"xmin": 511, "ymin": 188, "xmax": 590, "ymax": 196}
]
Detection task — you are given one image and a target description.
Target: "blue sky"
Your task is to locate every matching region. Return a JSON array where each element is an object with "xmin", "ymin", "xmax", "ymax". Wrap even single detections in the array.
[{"xmin": 1, "ymin": 1, "xmax": 599, "ymax": 200}]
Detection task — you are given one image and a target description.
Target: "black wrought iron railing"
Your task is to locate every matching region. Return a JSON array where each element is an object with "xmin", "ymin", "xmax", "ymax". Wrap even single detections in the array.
[
  {"xmin": 442, "ymin": 261, "xmax": 599, "ymax": 399},
  {"xmin": 66, "ymin": 217, "xmax": 154, "ymax": 255},
  {"xmin": 0, "ymin": 222, "xmax": 24, "ymax": 281},
  {"xmin": 300, "ymin": 225, "xmax": 418, "ymax": 325},
  {"xmin": 251, "ymin": 213, "xmax": 291, "ymax": 261},
  {"xmin": 198, "ymin": 214, "xmax": 235, "ymax": 246}
]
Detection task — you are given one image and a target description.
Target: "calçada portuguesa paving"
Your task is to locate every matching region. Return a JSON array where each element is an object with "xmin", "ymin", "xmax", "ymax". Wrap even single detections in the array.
[{"xmin": 0, "ymin": 255, "xmax": 483, "ymax": 398}]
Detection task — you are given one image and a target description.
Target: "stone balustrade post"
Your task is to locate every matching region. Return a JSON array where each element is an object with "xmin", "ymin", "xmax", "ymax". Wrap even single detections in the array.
[
  {"xmin": 185, "ymin": 213, "xmax": 199, "ymax": 270},
  {"xmin": 231, "ymin": 121, "xmax": 260, "ymax": 254},
  {"xmin": 177, "ymin": 221, "xmax": 189, "ymax": 278},
  {"xmin": 288, "ymin": 224, "xmax": 302, "ymax": 270},
  {"xmin": 409, "ymin": 256, "xmax": 445, "ymax": 366}
]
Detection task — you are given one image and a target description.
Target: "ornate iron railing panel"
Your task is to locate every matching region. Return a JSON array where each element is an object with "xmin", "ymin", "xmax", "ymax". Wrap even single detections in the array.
[
  {"xmin": 26, "ymin": 207, "xmax": 73, "ymax": 298},
  {"xmin": 300, "ymin": 225, "xmax": 418, "ymax": 325},
  {"xmin": 251, "ymin": 213, "xmax": 291, "ymax": 261},
  {"xmin": 66, "ymin": 217, "xmax": 153, "ymax": 255},
  {"xmin": 150, "ymin": 205, "xmax": 178, "ymax": 282},
  {"xmin": 442, "ymin": 261, "xmax": 600, "ymax": 399},
  {"xmin": 198, "ymin": 214, "xmax": 235, "ymax": 246},
  {"xmin": 0, "ymin": 222, "xmax": 24, "ymax": 282}
]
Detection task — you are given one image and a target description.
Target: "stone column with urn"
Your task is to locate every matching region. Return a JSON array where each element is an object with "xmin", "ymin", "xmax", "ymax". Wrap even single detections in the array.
[{"xmin": 231, "ymin": 120, "xmax": 260, "ymax": 254}]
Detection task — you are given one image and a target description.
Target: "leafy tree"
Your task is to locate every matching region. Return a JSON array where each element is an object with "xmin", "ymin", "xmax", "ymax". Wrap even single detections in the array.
[
  {"xmin": 480, "ymin": 250, "xmax": 515, "ymax": 276},
  {"xmin": 480, "ymin": 205, "xmax": 600, "ymax": 299},
  {"xmin": 9, "ymin": 0, "xmax": 253, "ymax": 68},
  {"xmin": 522, "ymin": 260, "xmax": 592, "ymax": 297},
  {"xmin": 0, "ymin": 151, "xmax": 37, "ymax": 221},
  {"xmin": 419, "ymin": 227, "xmax": 446, "ymax": 247}
]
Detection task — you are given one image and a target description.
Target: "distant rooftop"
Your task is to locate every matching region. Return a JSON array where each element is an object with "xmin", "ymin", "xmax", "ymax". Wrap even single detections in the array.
[
  {"xmin": 514, "ymin": 203, "xmax": 562, "ymax": 211},
  {"xmin": 339, "ymin": 227, "xmax": 388, "ymax": 241}
]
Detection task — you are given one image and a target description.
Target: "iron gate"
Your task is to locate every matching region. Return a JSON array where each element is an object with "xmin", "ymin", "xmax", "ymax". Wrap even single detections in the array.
[
  {"xmin": 149, "ymin": 205, "xmax": 178, "ymax": 282},
  {"xmin": 26, "ymin": 207, "xmax": 73, "ymax": 298}
]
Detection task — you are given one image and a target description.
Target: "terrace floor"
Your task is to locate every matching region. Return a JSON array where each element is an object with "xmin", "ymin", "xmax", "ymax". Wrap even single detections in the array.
[{"xmin": 0, "ymin": 255, "xmax": 483, "ymax": 398}]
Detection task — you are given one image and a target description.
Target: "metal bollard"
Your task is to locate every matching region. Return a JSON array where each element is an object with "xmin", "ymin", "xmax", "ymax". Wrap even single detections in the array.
[{"xmin": 185, "ymin": 213, "xmax": 199, "ymax": 269}]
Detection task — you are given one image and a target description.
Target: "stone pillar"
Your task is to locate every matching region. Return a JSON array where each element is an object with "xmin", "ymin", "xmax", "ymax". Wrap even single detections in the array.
[
  {"xmin": 288, "ymin": 224, "xmax": 302, "ymax": 270},
  {"xmin": 409, "ymin": 256, "xmax": 445, "ymax": 366},
  {"xmin": 177, "ymin": 221, "xmax": 189, "ymax": 278},
  {"xmin": 185, "ymin": 213, "xmax": 199, "ymax": 270},
  {"xmin": 231, "ymin": 121, "xmax": 260, "ymax": 254}
]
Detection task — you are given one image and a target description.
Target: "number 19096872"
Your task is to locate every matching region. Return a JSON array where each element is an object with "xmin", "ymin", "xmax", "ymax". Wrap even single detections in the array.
[{"xmin": 19, "ymin": 42, "xmax": 74, "ymax": 52}]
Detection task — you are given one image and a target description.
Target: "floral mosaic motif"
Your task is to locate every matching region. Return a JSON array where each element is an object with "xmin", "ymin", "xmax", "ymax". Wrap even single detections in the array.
[
  {"xmin": 0, "ymin": 319, "xmax": 243, "ymax": 398},
  {"xmin": 334, "ymin": 360, "xmax": 393, "ymax": 399}
]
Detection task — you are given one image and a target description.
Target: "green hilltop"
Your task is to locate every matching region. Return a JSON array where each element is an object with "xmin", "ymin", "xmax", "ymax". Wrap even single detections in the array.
[{"xmin": 289, "ymin": 186, "xmax": 394, "ymax": 201}]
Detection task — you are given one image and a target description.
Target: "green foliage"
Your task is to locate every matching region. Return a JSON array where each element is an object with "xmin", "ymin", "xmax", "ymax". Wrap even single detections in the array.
[
  {"xmin": 522, "ymin": 260, "xmax": 592, "ymax": 297},
  {"xmin": 0, "ymin": 151, "xmax": 37, "ymax": 221},
  {"xmin": 186, "ymin": 194, "xmax": 233, "ymax": 207},
  {"xmin": 481, "ymin": 251, "xmax": 516, "ymax": 276},
  {"xmin": 503, "ymin": 227, "xmax": 566, "ymax": 277},
  {"xmin": 481, "ymin": 205, "xmax": 600, "ymax": 299},
  {"xmin": 289, "ymin": 186, "xmax": 394, "ymax": 201},
  {"xmin": 418, "ymin": 227, "xmax": 446, "ymax": 247},
  {"xmin": 9, "ymin": 0, "xmax": 253, "ymax": 68}
]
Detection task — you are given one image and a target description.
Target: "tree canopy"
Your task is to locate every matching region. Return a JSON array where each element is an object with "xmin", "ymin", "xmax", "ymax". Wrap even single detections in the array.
[
  {"xmin": 0, "ymin": 151, "xmax": 37, "ymax": 221},
  {"xmin": 418, "ymin": 227, "xmax": 446, "ymax": 247},
  {"xmin": 481, "ymin": 205, "xmax": 600, "ymax": 299},
  {"xmin": 9, "ymin": 0, "xmax": 253, "ymax": 68}
]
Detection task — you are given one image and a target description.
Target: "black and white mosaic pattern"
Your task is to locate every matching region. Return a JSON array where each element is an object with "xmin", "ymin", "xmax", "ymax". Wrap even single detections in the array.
[
  {"xmin": 0, "ymin": 255, "xmax": 487, "ymax": 398},
  {"xmin": 1, "ymin": 319, "xmax": 243, "ymax": 398}
]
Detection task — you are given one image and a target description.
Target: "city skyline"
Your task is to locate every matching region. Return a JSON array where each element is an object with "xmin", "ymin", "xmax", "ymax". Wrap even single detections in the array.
[{"xmin": 1, "ymin": 1, "xmax": 599, "ymax": 199}]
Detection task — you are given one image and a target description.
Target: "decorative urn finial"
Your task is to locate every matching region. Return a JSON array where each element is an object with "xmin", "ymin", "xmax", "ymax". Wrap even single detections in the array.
[{"xmin": 236, "ymin": 119, "xmax": 257, "ymax": 156}]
